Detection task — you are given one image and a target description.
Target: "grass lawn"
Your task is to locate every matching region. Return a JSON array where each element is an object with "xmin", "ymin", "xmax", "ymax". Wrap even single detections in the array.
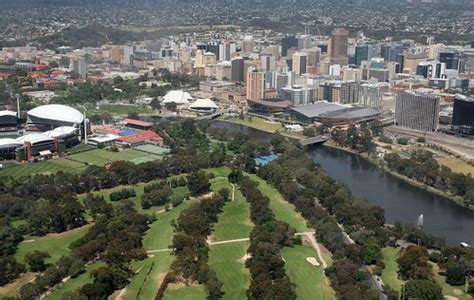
[
  {"xmin": 380, "ymin": 247, "xmax": 404, "ymax": 292},
  {"xmin": 209, "ymin": 242, "xmax": 250, "ymax": 300},
  {"xmin": 143, "ymin": 199, "xmax": 195, "ymax": 251},
  {"xmin": 0, "ymin": 159, "xmax": 86, "ymax": 178},
  {"xmin": 282, "ymin": 245, "xmax": 336, "ymax": 300},
  {"xmin": 68, "ymin": 148, "xmax": 155, "ymax": 166},
  {"xmin": 210, "ymin": 179, "xmax": 252, "ymax": 242},
  {"xmin": 219, "ymin": 116, "xmax": 282, "ymax": 133},
  {"xmin": 45, "ymin": 262, "xmax": 106, "ymax": 300},
  {"xmin": 89, "ymin": 104, "xmax": 155, "ymax": 116},
  {"xmin": 162, "ymin": 284, "xmax": 207, "ymax": 300},
  {"xmin": 15, "ymin": 224, "xmax": 91, "ymax": 265},
  {"xmin": 246, "ymin": 174, "xmax": 310, "ymax": 233},
  {"xmin": 122, "ymin": 252, "xmax": 176, "ymax": 300},
  {"xmin": 0, "ymin": 272, "xmax": 36, "ymax": 298},
  {"xmin": 432, "ymin": 262, "xmax": 471, "ymax": 300},
  {"xmin": 437, "ymin": 156, "xmax": 474, "ymax": 176}
]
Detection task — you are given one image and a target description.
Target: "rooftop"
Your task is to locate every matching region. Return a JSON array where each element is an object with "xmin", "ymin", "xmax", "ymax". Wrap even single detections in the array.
[
  {"xmin": 291, "ymin": 101, "xmax": 347, "ymax": 118},
  {"xmin": 117, "ymin": 130, "xmax": 162, "ymax": 144},
  {"xmin": 123, "ymin": 118, "xmax": 154, "ymax": 128}
]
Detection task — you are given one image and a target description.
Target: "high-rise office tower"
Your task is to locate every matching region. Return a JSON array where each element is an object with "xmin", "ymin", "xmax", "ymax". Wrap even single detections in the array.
[
  {"xmin": 242, "ymin": 36, "xmax": 255, "ymax": 53},
  {"xmin": 355, "ymin": 45, "xmax": 369, "ymax": 66},
  {"xmin": 416, "ymin": 61, "xmax": 446, "ymax": 79},
  {"xmin": 340, "ymin": 81, "xmax": 360, "ymax": 104},
  {"xmin": 359, "ymin": 83, "xmax": 383, "ymax": 108},
  {"xmin": 438, "ymin": 51, "xmax": 458, "ymax": 70},
  {"xmin": 305, "ymin": 48, "xmax": 321, "ymax": 67},
  {"xmin": 281, "ymin": 36, "xmax": 298, "ymax": 57},
  {"xmin": 452, "ymin": 95, "xmax": 474, "ymax": 135},
  {"xmin": 260, "ymin": 54, "xmax": 276, "ymax": 72},
  {"xmin": 292, "ymin": 52, "xmax": 307, "ymax": 75},
  {"xmin": 246, "ymin": 68, "xmax": 265, "ymax": 101},
  {"xmin": 395, "ymin": 90, "xmax": 440, "ymax": 132},
  {"xmin": 72, "ymin": 58, "xmax": 87, "ymax": 79},
  {"xmin": 330, "ymin": 28, "xmax": 349, "ymax": 66},
  {"xmin": 219, "ymin": 41, "xmax": 237, "ymax": 61},
  {"xmin": 231, "ymin": 57, "xmax": 244, "ymax": 82}
]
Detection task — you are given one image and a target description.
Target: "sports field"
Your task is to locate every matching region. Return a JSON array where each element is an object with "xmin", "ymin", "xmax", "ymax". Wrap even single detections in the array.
[
  {"xmin": 209, "ymin": 242, "xmax": 250, "ymax": 300},
  {"xmin": 46, "ymin": 262, "xmax": 106, "ymax": 300},
  {"xmin": 15, "ymin": 224, "xmax": 91, "ymax": 265},
  {"xmin": 0, "ymin": 159, "xmax": 87, "ymax": 178},
  {"xmin": 162, "ymin": 284, "xmax": 207, "ymax": 300},
  {"xmin": 135, "ymin": 144, "xmax": 171, "ymax": 156},
  {"xmin": 247, "ymin": 174, "xmax": 310, "ymax": 233},
  {"xmin": 282, "ymin": 245, "xmax": 336, "ymax": 300},
  {"xmin": 67, "ymin": 148, "xmax": 160, "ymax": 166}
]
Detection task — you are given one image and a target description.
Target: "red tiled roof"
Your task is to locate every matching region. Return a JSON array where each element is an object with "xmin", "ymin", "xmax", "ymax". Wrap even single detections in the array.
[
  {"xmin": 117, "ymin": 130, "xmax": 161, "ymax": 144},
  {"xmin": 95, "ymin": 125, "xmax": 123, "ymax": 134},
  {"xmin": 123, "ymin": 118, "xmax": 153, "ymax": 127}
]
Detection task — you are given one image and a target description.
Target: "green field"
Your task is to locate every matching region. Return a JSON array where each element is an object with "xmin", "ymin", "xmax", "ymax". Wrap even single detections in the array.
[
  {"xmin": 209, "ymin": 242, "xmax": 250, "ymax": 300},
  {"xmin": 15, "ymin": 224, "xmax": 91, "ymax": 265},
  {"xmin": 380, "ymin": 247, "xmax": 404, "ymax": 292},
  {"xmin": 219, "ymin": 117, "xmax": 282, "ymax": 133},
  {"xmin": 0, "ymin": 159, "xmax": 87, "ymax": 178},
  {"xmin": 282, "ymin": 245, "xmax": 336, "ymax": 300},
  {"xmin": 246, "ymin": 174, "xmax": 310, "ymax": 233},
  {"xmin": 121, "ymin": 252, "xmax": 175, "ymax": 300},
  {"xmin": 432, "ymin": 262, "xmax": 471, "ymax": 300},
  {"xmin": 89, "ymin": 104, "xmax": 155, "ymax": 116},
  {"xmin": 0, "ymin": 147, "xmax": 164, "ymax": 179},
  {"xmin": 135, "ymin": 144, "xmax": 171, "ymax": 156},
  {"xmin": 68, "ymin": 148, "xmax": 159, "ymax": 166},
  {"xmin": 210, "ymin": 179, "xmax": 252, "ymax": 241},
  {"xmin": 163, "ymin": 284, "xmax": 207, "ymax": 300},
  {"xmin": 46, "ymin": 262, "xmax": 106, "ymax": 300}
]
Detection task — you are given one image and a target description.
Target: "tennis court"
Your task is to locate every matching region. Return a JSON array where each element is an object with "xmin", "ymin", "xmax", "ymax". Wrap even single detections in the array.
[{"xmin": 135, "ymin": 144, "xmax": 171, "ymax": 156}]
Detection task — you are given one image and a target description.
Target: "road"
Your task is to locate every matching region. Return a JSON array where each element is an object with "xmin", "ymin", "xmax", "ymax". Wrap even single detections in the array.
[{"xmin": 385, "ymin": 126, "xmax": 474, "ymax": 160}]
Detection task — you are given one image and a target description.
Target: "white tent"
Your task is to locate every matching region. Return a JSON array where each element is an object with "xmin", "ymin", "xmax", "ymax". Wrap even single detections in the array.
[
  {"xmin": 162, "ymin": 90, "xmax": 193, "ymax": 105},
  {"xmin": 188, "ymin": 98, "xmax": 218, "ymax": 111}
]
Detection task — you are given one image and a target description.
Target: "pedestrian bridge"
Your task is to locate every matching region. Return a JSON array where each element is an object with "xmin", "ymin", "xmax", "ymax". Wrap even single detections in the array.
[{"xmin": 299, "ymin": 136, "xmax": 329, "ymax": 146}]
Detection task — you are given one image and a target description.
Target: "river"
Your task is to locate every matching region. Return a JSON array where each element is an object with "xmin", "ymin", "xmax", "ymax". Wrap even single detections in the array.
[{"xmin": 210, "ymin": 120, "xmax": 474, "ymax": 245}]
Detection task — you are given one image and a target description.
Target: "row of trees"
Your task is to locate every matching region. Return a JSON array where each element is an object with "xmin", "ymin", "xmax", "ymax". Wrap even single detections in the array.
[
  {"xmin": 16, "ymin": 201, "xmax": 149, "ymax": 299},
  {"xmin": 238, "ymin": 176, "xmax": 297, "ymax": 300},
  {"xmin": 109, "ymin": 187, "xmax": 136, "ymax": 202},
  {"xmin": 0, "ymin": 120, "xmax": 221, "ymax": 285},
  {"xmin": 384, "ymin": 150, "xmax": 474, "ymax": 206},
  {"xmin": 156, "ymin": 188, "xmax": 230, "ymax": 299},
  {"xmin": 255, "ymin": 144, "xmax": 382, "ymax": 299}
]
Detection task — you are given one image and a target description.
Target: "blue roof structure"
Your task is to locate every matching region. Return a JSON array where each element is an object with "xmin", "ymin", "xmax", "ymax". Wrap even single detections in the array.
[{"xmin": 255, "ymin": 154, "xmax": 278, "ymax": 166}]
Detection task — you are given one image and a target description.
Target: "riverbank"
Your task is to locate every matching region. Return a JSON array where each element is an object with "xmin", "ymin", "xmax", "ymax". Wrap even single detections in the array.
[
  {"xmin": 217, "ymin": 116, "xmax": 304, "ymax": 139},
  {"xmin": 217, "ymin": 118, "xmax": 473, "ymax": 212},
  {"xmin": 324, "ymin": 141, "xmax": 474, "ymax": 211}
]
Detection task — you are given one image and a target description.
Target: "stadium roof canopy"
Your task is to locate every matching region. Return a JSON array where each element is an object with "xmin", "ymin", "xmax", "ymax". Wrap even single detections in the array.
[
  {"xmin": 43, "ymin": 126, "xmax": 78, "ymax": 138},
  {"xmin": 0, "ymin": 138, "xmax": 22, "ymax": 148},
  {"xmin": 162, "ymin": 90, "xmax": 193, "ymax": 105},
  {"xmin": 16, "ymin": 133, "xmax": 54, "ymax": 145},
  {"xmin": 0, "ymin": 110, "xmax": 18, "ymax": 117},
  {"xmin": 27, "ymin": 104, "xmax": 84, "ymax": 124},
  {"xmin": 290, "ymin": 101, "xmax": 347, "ymax": 118}
]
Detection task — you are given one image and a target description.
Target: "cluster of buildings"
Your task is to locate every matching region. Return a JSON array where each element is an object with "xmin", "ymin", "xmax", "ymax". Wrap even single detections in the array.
[
  {"xmin": 1, "ymin": 27, "xmax": 473, "ymax": 135},
  {"xmin": 0, "ymin": 104, "xmax": 163, "ymax": 161}
]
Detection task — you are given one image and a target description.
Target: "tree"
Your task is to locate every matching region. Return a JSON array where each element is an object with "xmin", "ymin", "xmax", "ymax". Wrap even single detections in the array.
[
  {"xmin": 404, "ymin": 279, "xmax": 443, "ymax": 300},
  {"xmin": 0, "ymin": 256, "xmax": 25, "ymax": 285},
  {"xmin": 25, "ymin": 250, "xmax": 50, "ymax": 272},
  {"xmin": 80, "ymin": 282, "xmax": 107, "ymax": 299},
  {"xmin": 187, "ymin": 171, "xmax": 210, "ymax": 197},
  {"xmin": 446, "ymin": 266, "xmax": 466, "ymax": 286},
  {"xmin": 396, "ymin": 246, "xmax": 432, "ymax": 280}
]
